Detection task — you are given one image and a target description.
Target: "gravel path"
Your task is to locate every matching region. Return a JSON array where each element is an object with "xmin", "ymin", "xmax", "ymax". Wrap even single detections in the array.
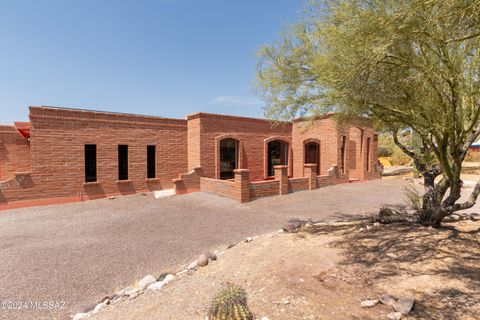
[{"xmin": 0, "ymin": 179, "xmax": 411, "ymax": 320}]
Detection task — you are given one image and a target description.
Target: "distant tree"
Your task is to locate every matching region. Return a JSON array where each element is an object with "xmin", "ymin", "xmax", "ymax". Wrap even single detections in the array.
[{"xmin": 256, "ymin": 0, "xmax": 480, "ymax": 227}]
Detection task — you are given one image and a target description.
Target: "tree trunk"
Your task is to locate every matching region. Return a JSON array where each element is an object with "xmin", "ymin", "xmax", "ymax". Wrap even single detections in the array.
[{"xmin": 418, "ymin": 173, "xmax": 442, "ymax": 227}]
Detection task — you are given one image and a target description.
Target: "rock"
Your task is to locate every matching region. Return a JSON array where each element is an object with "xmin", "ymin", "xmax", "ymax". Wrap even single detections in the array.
[
  {"xmin": 147, "ymin": 281, "xmax": 165, "ymax": 291},
  {"xmin": 73, "ymin": 313, "xmax": 90, "ymax": 320},
  {"xmin": 92, "ymin": 301, "xmax": 106, "ymax": 314},
  {"xmin": 123, "ymin": 286, "xmax": 140, "ymax": 297},
  {"xmin": 206, "ymin": 251, "xmax": 217, "ymax": 261},
  {"xmin": 379, "ymin": 294, "xmax": 397, "ymax": 306},
  {"xmin": 379, "ymin": 207, "xmax": 408, "ymax": 224},
  {"xmin": 373, "ymin": 222, "xmax": 380, "ymax": 227},
  {"xmin": 188, "ymin": 260, "xmax": 198, "ymax": 270},
  {"xmin": 137, "ymin": 275, "xmax": 157, "ymax": 290},
  {"xmin": 162, "ymin": 274, "xmax": 175, "ymax": 284},
  {"xmin": 282, "ymin": 221, "xmax": 302, "ymax": 232},
  {"xmin": 245, "ymin": 237, "xmax": 253, "ymax": 243},
  {"xmin": 227, "ymin": 243, "xmax": 236, "ymax": 249},
  {"xmin": 198, "ymin": 253, "xmax": 209, "ymax": 267},
  {"xmin": 261, "ymin": 317, "xmax": 270, "ymax": 320},
  {"xmin": 360, "ymin": 299, "xmax": 379, "ymax": 308},
  {"xmin": 148, "ymin": 273, "xmax": 175, "ymax": 291},
  {"xmin": 393, "ymin": 297, "xmax": 415, "ymax": 315},
  {"xmin": 387, "ymin": 312, "xmax": 403, "ymax": 320}
]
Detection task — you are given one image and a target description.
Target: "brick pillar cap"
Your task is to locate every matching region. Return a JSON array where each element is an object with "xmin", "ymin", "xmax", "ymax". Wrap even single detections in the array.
[{"xmin": 233, "ymin": 169, "xmax": 250, "ymax": 173}]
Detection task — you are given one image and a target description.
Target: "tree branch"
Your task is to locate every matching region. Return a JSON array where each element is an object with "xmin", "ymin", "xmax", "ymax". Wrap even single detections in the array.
[
  {"xmin": 445, "ymin": 31, "xmax": 480, "ymax": 43},
  {"xmin": 451, "ymin": 180, "xmax": 480, "ymax": 212}
]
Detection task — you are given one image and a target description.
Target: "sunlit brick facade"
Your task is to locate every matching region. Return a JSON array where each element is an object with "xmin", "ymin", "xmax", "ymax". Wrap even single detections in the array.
[{"xmin": 0, "ymin": 106, "xmax": 381, "ymax": 209}]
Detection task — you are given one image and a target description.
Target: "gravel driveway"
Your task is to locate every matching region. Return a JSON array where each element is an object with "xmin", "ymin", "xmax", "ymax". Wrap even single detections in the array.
[{"xmin": 0, "ymin": 179, "xmax": 412, "ymax": 320}]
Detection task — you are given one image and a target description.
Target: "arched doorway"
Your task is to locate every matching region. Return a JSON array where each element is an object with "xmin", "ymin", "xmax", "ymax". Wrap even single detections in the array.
[
  {"xmin": 219, "ymin": 138, "xmax": 238, "ymax": 180},
  {"xmin": 267, "ymin": 140, "xmax": 289, "ymax": 176},
  {"xmin": 305, "ymin": 141, "xmax": 320, "ymax": 175}
]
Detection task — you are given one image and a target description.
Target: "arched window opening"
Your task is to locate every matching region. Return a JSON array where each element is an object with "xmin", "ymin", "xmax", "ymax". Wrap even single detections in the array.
[
  {"xmin": 305, "ymin": 141, "xmax": 320, "ymax": 175},
  {"xmin": 267, "ymin": 140, "xmax": 289, "ymax": 176},
  {"xmin": 219, "ymin": 138, "xmax": 238, "ymax": 180}
]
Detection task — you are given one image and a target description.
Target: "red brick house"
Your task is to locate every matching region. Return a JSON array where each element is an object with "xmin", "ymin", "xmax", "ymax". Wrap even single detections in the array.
[{"xmin": 0, "ymin": 106, "xmax": 380, "ymax": 209}]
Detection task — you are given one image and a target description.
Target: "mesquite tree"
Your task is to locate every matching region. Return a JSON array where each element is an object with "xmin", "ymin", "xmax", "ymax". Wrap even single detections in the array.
[{"xmin": 256, "ymin": 0, "xmax": 480, "ymax": 227}]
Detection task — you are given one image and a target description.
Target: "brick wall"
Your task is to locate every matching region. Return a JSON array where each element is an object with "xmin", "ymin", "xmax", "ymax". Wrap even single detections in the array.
[
  {"xmin": 288, "ymin": 177, "xmax": 309, "ymax": 192},
  {"xmin": 173, "ymin": 167, "xmax": 202, "ymax": 194},
  {"xmin": 0, "ymin": 108, "xmax": 380, "ymax": 208},
  {"xmin": 292, "ymin": 117, "xmax": 339, "ymax": 177},
  {"xmin": 1, "ymin": 106, "xmax": 188, "ymax": 204},
  {"xmin": 0, "ymin": 125, "xmax": 31, "ymax": 180},
  {"xmin": 187, "ymin": 113, "xmax": 292, "ymax": 181},
  {"xmin": 249, "ymin": 180, "xmax": 280, "ymax": 198}
]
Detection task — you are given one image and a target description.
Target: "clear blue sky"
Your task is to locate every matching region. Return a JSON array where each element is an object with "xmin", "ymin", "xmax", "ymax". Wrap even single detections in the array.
[{"xmin": 0, "ymin": 0, "xmax": 303, "ymax": 124}]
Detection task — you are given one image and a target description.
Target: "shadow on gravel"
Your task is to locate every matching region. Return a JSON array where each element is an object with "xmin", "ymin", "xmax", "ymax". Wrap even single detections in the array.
[{"xmin": 301, "ymin": 218, "xmax": 480, "ymax": 320}]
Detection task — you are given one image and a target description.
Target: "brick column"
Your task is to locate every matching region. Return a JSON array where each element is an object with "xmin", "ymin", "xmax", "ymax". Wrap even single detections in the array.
[
  {"xmin": 304, "ymin": 164, "xmax": 318, "ymax": 190},
  {"xmin": 234, "ymin": 169, "xmax": 250, "ymax": 203},
  {"xmin": 274, "ymin": 165, "xmax": 289, "ymax": 195}
]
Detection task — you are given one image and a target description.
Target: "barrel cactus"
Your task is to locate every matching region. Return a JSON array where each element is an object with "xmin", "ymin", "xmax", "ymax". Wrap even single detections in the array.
[{"xmin": 208, "ymin": 284, "xmax": 254, "ymax": 320}]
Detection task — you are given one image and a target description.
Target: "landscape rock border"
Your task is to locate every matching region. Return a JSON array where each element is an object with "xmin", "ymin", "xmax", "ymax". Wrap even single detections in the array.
[{"xmin": 71, "ymin": 236, "xmax": 259, "ymax": 319}]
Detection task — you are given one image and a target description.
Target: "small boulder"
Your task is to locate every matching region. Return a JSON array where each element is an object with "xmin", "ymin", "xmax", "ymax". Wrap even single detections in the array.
[
  {"xmin": 387, "ymin": 312, "xmax": 403, "ymax": 320},
  {"xmin": 188, "ymin": 260, "xmax": 198, "ymax": 270},
  {"xmin": 162, "ymin": 274, "xmax": 175, "ymax": 284},
  {"xmin": 73, "ymin": 313, "xmax": 89, "ymax": 320},
  {"xmin": 393, "ymin": 297, "xmax": 415, "ymax": 315},
  {"xmin": 137, "ymin": 275, "xmax": 157, "ymax": 290},
  {"xmin": 92, "ymin": 301, "xmax": 106, "ymax": 314},
  {"xmin": 245, "ymin": 237, "xmax": 253, "ymax": 243},
  {"xmin": 198, "ymin": 253, "xmax": 209, "ymax": 267},
  {"xmin": 379, "ymin": 294, "xmax": 397, "ymax": 306},
  {"xmin": 147, "ymin": 281, "xmax": 165, "ymax": 291},
  {"xmin": 282, "ymin": 221, "xmax": 302, "ymax": 233},
  {"xmin": 123, "ymin": 286, "xmax": 140, "ymax": 297},
  {"xmin": 206, "ymin": 251, "xmax": 217, "ymax": 261},
  {"xmin": 360, "ymin": 299, "xmax": 379, "ymax": 308}
]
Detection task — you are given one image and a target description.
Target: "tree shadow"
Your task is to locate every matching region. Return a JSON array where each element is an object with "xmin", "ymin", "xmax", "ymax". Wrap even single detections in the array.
[{"xmin": 302, "ymin": 220, "xmax": 480, "ymax": 319}]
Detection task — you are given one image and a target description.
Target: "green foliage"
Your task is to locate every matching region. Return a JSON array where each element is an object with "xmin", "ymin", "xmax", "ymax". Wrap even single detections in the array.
[
  {"xmin": 256, "ymin": 0, "xmax": 480, "ymax": 225},
  {"xmin": 208, "ymin": 285, "xmax": 254, "ymax": 320},
  {"xmin": 378, "ymin": 133, "xmax": 412, "ymax": 165},
  {"xmin": 404, "ymin": 183, "xmax": 423, "ymax": 212}
]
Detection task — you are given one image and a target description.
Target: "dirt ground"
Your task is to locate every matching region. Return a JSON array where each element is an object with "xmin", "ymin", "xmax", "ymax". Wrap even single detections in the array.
[{"xmin": 91, "ymin": 217, "xmax": 479, "ymax": 320}]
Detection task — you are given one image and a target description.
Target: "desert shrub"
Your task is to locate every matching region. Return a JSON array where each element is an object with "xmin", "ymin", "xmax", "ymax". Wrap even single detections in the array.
[
  {"xmin": 404, "ymin": 183, "xmax": 422, "ymax": 212},
  {"xmin": 377, "ymin": 146, "xmax": 393, "ymax": 157}
]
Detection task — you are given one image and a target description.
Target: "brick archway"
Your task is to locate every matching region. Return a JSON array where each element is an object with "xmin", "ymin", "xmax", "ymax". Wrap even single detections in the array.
[
  {"xmin": 303, "ymin": 138, "xmax": 321, "ymax": 175},
  {"xmin": 263, "ymin": 136, "xmax": 292, "ymax": 179},
  {"xmin": 215, "ymin": 134, "xmax": 243, "ymax": 179}
]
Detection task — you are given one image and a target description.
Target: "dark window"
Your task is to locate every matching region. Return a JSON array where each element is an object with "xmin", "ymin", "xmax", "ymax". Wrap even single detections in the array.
[
  {"xmin": 268, "ymin": 140, "xmax": 288, "ymax": 176},
  {"xmin": 118, "ymin": 145, "xmax": 128, "ymax": 180},
  {"xmin": 305, "ymin": 142, "xmax": 320, "ymax": 175},
  {"xmin": 220, "ymin": 138, "xmax": 238, "ymax": 180},
  {"xmin": 366, "ymin": 138, "xmax": 371, "ymax": 172},
  {"xmin": 85, "ymin": 144, "xmax": 97, "ymax": 182},
  {"xmin": 340, "ymin": 136, "xmax": 346, "ymax": 174},
  {"xmin": 147, "ymin": 145, "xmax": 156, "ymax": 178}
]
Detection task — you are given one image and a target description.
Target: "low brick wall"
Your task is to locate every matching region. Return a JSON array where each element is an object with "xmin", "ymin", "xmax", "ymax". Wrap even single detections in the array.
[
  {"xmin": 288, "ymin": 177, "xmax": 309, "ymax": 192},
  {"xmin": 200, "ymin": 177, "xmax": 238, "ymax": 201},
  {"xmin": 249, "ymin": 180, "xmax": 280, "ymax": 199},
  {"xmin": 173, "ymin": 167, "xmax": 203, "ymax": 195},
  {"xmin": 192, "ymin": 164, "xmax": 356, "ymax": 203}
]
